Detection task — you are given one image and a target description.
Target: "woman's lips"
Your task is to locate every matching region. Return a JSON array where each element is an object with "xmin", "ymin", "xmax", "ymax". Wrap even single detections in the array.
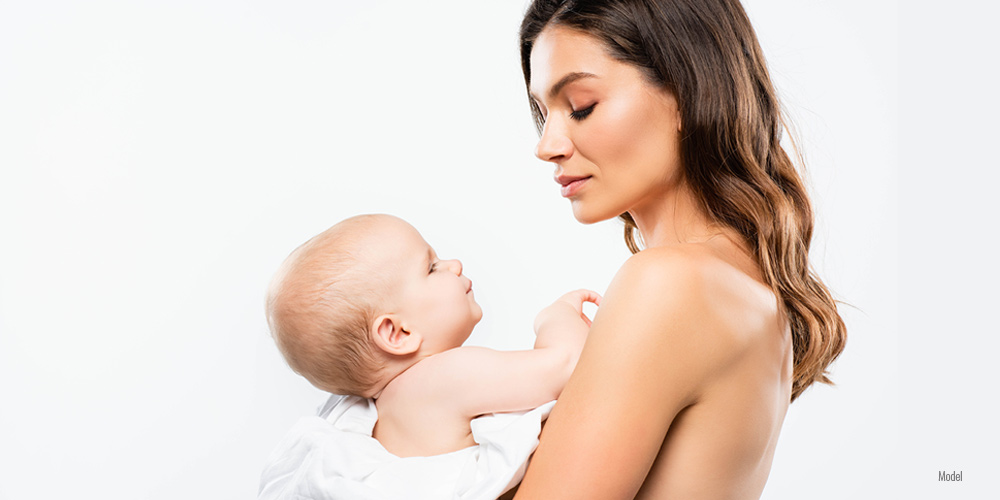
[{"xmin": 557, "ymin": 175, "xmax": 591, "ymax": 198}]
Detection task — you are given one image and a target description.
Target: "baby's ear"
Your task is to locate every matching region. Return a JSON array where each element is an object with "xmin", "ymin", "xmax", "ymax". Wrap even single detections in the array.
[{"xmin": 371, "ymin": 315, "xmax": 421, "ymax": 356}]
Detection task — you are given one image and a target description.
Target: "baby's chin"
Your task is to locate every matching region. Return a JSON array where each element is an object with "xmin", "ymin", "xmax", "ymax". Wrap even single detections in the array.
[
  {"xmin": 467, "ymin": 318, "xmax": 482, "ymax": 333},
  {"xmin": 460, "ymin": 316, "xmax": 482, "ymax": 341}
]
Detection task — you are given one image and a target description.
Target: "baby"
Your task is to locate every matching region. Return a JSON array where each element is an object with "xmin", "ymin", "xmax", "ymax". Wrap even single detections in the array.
[{"xmin": 259, "ymin": 214, "xmax": 598, "ymax": 499}]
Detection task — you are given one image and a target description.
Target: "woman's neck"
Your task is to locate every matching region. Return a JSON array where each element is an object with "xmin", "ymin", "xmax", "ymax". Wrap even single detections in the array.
[{"xmin": 629, "ymin": 180, "xmax": 719, "ymax": 249}]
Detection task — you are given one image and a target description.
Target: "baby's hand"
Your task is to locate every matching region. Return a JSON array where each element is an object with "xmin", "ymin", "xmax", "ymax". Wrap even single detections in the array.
[{"xmin": 533, "ymin": 289, "xmax": 602, "ymax": 337}]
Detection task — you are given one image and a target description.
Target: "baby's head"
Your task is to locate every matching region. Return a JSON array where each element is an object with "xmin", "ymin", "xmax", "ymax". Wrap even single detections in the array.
[{"xmin": 266, "ymin": 214, "xmax": 482, "ymax": 397}]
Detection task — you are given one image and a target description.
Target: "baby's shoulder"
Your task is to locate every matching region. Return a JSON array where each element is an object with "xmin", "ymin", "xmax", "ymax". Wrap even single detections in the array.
[
  {"xmin": 411, "ymin": 346, "xmax": 495, "ymax": 376},
  {"xmin": 381, "ymin": 347, "xmax": 491, "ymax": 403},
  {"xmin": 374, "ymin": 352, "xmax": 483, "ymax": 456},
  {"xmin": 374, "ymin": 348, "xmax": 488, "ymax": 450}
]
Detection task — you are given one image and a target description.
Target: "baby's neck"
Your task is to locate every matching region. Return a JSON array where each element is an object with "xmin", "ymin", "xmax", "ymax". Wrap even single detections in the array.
[{"xmin": 369, "ymin": 353, "xmax": 428, "ymax": 400}]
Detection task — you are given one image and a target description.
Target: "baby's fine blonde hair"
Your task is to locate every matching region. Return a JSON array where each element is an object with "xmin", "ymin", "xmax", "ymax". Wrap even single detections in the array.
[{"xmin": 265, "ymin": 215, "xmax": 393, "ymax": 397}]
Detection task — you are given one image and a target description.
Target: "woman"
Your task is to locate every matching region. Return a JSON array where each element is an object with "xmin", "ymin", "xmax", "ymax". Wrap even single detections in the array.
[{"xmin": 511, "ymin": 0, "xmax": 847, "ymax": 498}]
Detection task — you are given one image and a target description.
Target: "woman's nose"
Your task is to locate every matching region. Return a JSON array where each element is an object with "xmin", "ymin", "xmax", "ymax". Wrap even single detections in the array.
[
  {"xmin": 534, "ymin": 120, "xmax": 573, "ymax": 163},
  {"xmin": 442, "ymin": 259, "xmax": 463, "ymax": 276}
]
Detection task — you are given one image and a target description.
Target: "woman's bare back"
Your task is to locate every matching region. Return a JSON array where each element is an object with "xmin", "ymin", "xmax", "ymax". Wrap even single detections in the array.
[
  {"xmin": 636, "ymin": 240, "xmax": 793, "ymax": 499},
  {"xmin": 514, "ymin": 236, "xmax": 792, "ymax": 499}
]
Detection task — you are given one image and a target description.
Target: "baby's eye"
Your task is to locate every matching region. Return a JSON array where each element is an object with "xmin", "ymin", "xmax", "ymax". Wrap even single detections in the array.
[{"xmin": 429, "ymin": 261, "xmax": 438, "ymax": 274}]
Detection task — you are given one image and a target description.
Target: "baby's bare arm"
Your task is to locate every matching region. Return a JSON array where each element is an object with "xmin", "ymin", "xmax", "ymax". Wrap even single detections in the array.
[
  {"xmin": 417, "ymin": 290, "xmax": 601, "ymax": 418},
  {"xmin": 533, "ymin": 289, "xmax": 601, "ymax": 356}
]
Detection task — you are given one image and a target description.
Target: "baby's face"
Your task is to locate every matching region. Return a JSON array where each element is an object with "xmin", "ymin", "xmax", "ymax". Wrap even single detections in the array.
[{"xmin": 372, "ymin": 219, "xmax": 482, "ymax": 354}]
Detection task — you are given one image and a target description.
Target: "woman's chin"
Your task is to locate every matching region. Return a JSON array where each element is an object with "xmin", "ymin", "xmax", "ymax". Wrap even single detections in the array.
[{"xmin": 571, "ymin": 201, "xmax": 615, "ymax": 225}]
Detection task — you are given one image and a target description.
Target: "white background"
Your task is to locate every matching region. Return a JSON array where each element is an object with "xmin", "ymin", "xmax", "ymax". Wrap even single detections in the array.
[{"xmin": 0, "ymin": 0, "xmax": 995, "ymax": 498}]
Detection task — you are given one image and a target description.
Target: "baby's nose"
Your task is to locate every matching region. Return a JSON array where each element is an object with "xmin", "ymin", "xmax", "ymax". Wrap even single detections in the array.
[{"xmin": 443, "ymin": 259, "xmax": 463, "ymax": 275}]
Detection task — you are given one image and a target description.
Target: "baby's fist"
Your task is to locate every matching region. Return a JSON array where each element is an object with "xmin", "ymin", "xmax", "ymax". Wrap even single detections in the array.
[{"xmin": 534, "ymin": 289, "xmax": 602, "ymax": 333}]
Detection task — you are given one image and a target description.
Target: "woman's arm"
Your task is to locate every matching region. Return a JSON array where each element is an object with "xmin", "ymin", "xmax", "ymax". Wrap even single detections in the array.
[{"xmin": 514, "ymin": 248, "xmax": 752, "ymax": 499}]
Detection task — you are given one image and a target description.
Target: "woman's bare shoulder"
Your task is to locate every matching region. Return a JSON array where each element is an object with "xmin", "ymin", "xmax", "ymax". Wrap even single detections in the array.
[
  {"xmin": 614, "ymin": 244, "xmax": 722, "ymax": 290},
  {"xmin": 604, "ymin": 243, "xmax": 779, "ymax": 358},
  {"xmin": 618, "ymin": 240, "xmax": 767, "ymax": 286}
]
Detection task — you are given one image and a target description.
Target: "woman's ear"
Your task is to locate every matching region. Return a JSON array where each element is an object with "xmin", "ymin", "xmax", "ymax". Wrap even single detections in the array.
[{"xmin": 371, "ymin": 314, "xmax": 421, "ymax": 356}]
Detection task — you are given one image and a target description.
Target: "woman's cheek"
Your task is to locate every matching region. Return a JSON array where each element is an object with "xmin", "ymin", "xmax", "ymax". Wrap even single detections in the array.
[{"xmin": 591, "ymin": 100, "xmax": 635, "ymax": 161}]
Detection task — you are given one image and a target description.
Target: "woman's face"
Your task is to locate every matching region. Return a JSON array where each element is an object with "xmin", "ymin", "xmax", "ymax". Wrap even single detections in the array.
[{"xmin": 529, "ymin": 26, "xmax": 684, "ymax": 224}]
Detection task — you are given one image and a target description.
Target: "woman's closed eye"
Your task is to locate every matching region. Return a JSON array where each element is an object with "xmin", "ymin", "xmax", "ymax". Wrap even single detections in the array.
[{"xmin": 570, "ymin": 103, "xmax": 596, "ymax": 121}]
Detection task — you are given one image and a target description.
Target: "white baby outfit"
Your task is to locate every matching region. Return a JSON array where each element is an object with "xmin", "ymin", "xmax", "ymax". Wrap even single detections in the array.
[{"xmin": 258, "ymin": 395, "xmax": 555, "ymax": 500}]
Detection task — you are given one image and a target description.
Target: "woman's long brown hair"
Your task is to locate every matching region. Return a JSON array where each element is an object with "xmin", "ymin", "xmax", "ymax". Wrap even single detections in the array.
[{"xmin": 520, "ymin": 0, "xmax": 846, "ymax": 401}]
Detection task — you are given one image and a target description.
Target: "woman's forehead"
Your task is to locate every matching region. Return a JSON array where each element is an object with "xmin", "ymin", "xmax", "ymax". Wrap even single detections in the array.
[{"xmin": 528, "ymin": 27, "xmax": 614, "ymax": 99}]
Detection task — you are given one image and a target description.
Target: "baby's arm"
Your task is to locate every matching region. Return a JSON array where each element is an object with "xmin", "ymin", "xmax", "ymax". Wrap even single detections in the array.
[
  {"xmin": 420, "ymin": 289, "xmax": 601, "ymax": 418},
  {"xmin": 532, "ymin": 289, "xmax": 601, "ymax": 362}
]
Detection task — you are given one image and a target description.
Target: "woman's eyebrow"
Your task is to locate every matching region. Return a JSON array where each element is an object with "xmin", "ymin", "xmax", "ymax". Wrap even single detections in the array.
[{"xmin": 531, "ymin": 71, "xmax": 598, "ymax": 102}]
